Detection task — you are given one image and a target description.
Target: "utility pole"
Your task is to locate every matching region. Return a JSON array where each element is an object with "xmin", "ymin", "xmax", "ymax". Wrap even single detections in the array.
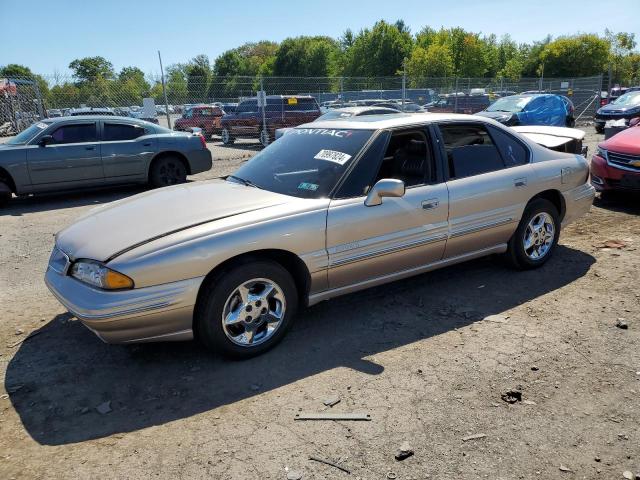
[
  {"xmin": 539, "ymin": 62, "xmax": 544, "ymax": 92},
  {"xmin": 401, "ymin": 58, "xmax": 407, "ymax": 111},
  {"xmin": 158, "ymin": 50, "xmax": 171, "ymax": 129}
]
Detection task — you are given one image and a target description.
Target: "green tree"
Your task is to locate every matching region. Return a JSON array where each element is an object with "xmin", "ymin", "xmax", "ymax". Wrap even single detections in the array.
[
  {"xmin": 68, "ymin": 56, "xmax": 114, "ymax": 83},
  {"xmin": 273, "ymin": 36, "xmax": 340, "ymax": 77},
  {"xmin": 186, "ymin": 54, "xmax": 211, "ymax": 102},
  {"xmin": 540, "ymin": 34, "xmax": 610, "ymax": 77},
  {"xmin": 343, "ymin": 20, "xmax": 413, "ymax": 77},
  {"xmin": 406, "ymin": 44, "xmax": 454, "ymax": 81}
]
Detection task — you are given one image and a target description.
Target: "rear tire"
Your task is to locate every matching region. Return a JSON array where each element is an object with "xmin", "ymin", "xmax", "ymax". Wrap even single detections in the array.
[
  {"xmin": 566, "ymin": 116, "xmax": 575, "ymax": 128},
  {"xmin": 221, "ymin": 128, "xmax": 235, "ymax": 145},
  {"xmin": 506, "ymin": 198, "xmax": 560, "ymax": 270},
  {"xmin": 196, "ymin": 260, "xmax": 298, "ymax": 359},
  {"xmin": 595, "ymin": 125, "xmax": 604, "ymax": 134},
  {"xmin": 149, "ymin": 156, "xmax": 187, "ymax": 188},
  {"xmin": 0, "ymin": 181, "xmax": 11, "ymax": 208}
]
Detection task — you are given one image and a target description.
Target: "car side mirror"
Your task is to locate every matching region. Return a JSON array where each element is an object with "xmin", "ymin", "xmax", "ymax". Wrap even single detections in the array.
[
  {"xmin": 38, "ymin": 135, "xmax": 53, "ymax": 147},
  {"xmin": 364, "ymin": 178, "xmax": 405, "ymax": 207}
]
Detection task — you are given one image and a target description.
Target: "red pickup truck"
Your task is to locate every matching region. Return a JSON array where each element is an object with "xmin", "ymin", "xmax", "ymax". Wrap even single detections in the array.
[
  {"xmin": 173, "ymin": 105, "xmax": 224, "ymax": 138},
  {"xmin": 220, "ymin": 95, "xmax": 321, "ymax": 146}
]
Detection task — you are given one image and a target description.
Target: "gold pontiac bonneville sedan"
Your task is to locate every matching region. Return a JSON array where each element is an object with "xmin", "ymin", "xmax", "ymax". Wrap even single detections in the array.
[{"xmin": 45, "ymin": 114, "xmax": 595, "ymax": 358}]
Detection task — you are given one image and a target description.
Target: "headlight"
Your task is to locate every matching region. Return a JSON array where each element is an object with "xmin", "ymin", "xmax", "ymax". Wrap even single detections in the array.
[
  {"xmin": 70, "ymin": 260, "xmax": 134, "ymax": 290},
  {"xmin": 596, "ymin": 146, "xmax": 608, "ymax": 160}
]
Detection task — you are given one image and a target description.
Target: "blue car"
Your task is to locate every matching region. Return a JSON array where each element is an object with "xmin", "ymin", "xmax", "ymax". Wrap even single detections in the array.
[{"xmin": 476, "ymin": 94, "xmax": 573, "ymax": 127}]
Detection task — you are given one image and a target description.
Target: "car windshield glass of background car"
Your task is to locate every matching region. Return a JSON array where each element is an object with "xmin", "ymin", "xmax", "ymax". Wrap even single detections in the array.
[
  {"xmin": 487, "ymin": 96, "xmax": 532, "ymax": 112},
  {"xmin": 611, "ymin": 91, "xmax": 640, "ymax": 106},
  {"xmin": 230, "ymin": 128, "xmax": 374, "ymax": 199},
  {"xmin": 6, "ymin": 121, "xmax": 50, "ymax": 145}
]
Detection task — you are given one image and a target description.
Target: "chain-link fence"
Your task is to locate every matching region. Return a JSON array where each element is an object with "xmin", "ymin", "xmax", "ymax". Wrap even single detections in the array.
[
  {"xmin": 0, "ymin": 78, "xmax": 46, "ymax": 135},
  {"xmin": 3, "ymin": 74, "xmax": 603, "ymax": 146}
]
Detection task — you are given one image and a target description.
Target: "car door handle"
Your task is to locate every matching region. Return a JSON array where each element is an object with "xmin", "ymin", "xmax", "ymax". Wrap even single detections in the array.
[
  {"xmin": 514, "ymin": 177, "xmax": 527, "ymax": 188},
  {"xmin": 85, "ymin": 146, "xmax": 96, "ymax": 151},
  {"xmin": 421, "ymin": 199, "xmax": 440, "ymax": 210},
  {"xmin": 143, "ymin": 142, "xmax": 152, "ymax": 146}
]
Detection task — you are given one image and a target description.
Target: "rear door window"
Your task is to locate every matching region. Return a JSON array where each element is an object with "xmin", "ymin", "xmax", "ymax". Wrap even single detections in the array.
[
  {"xmin": 438, "ymin": 123, "xmax": 505, "ymax": 179},
  {"xmin": 487, "ymin": 126, "xmax": 529, "ymax": 166},
  {"xmin": 50, "ymin": 123, "xmax": 97, "ymax": 144},
  {"xmin": 103, "ymin": 123, "xmax": 147, "ymax": 141}
]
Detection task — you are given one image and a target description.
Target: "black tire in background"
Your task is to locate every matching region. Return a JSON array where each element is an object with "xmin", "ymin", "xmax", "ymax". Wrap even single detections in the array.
[
  {"xmin": 149, "ymin": 156, "xmax": 187, "ymax": 188},
  {"xmin": 506, "ymin": 198, "xmax": 561, "ymax": 270},
  {"xmin": 221, "ymin": 128, "xmax": 235, "ymax": 145},
  {"xmin": 195, "ymin": 259, "xmax": 298, "ymax": 359},
  {"xmin": 0, "ymin": 181, "xmax": 11, "ymax": 208}
]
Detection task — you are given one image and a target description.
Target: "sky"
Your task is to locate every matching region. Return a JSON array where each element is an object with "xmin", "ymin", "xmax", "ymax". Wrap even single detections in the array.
[{"xmin": 1, "ymin": 0, "xmax": 639, "ymax": 77}]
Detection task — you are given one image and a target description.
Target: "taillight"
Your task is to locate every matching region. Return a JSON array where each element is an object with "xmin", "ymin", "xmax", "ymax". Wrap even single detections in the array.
[
  {"xmin": 600, "ymin": 98, "xmax": 608, "ymax": 106},
  {"xmin": 199, "ymin": 134, "xmax": 207, "ymax": 149}
]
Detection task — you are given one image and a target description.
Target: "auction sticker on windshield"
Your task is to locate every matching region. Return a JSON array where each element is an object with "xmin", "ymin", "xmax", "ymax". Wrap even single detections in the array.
[{"xmin": 314, "ymin": 149, "xmax": 352, "ymax": 165}]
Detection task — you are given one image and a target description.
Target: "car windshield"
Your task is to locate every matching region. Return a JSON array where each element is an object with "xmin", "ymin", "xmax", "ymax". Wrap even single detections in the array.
[
  {"xmin": 486, "ymin": 96, "xmax": 532, "ymax": 112},
  {"xmin": 230, "ymin": 128, "xmax": 374, "ymax": 199},
  {"xmin": 317, "ymin": 110, "xmax": 355, "ymax": 120},
  {"xmin": 6, "ymin": 121, "xmax": 50, "ymax": 145},
  {"xmin": 612, "ymin": 91, "xmax": 640, "ymax": 106}
]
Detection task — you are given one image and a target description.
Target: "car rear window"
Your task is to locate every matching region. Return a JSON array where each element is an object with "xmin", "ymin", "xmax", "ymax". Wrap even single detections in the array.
[{"xmin": 284, "ymin": 98, "xmax": 319, "ymax": 112}]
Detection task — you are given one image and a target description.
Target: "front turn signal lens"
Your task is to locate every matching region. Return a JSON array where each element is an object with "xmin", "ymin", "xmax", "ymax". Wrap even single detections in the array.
[{"xmin": 104, "ymin": 269, "xmax": 134, "ymax": 290}]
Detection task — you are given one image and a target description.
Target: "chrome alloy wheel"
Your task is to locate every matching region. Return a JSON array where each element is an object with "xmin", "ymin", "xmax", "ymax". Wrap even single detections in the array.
[
  {"xmin": 523, "ymin": 212, "xmax": 555, "ymax": 260},
  {"xmin": 221, "ymin": 128, "xmax": 231, "ymax": 143},
  {"xmin": 221, "ymin": 278, "xmax": 286, "ymax": 347}
]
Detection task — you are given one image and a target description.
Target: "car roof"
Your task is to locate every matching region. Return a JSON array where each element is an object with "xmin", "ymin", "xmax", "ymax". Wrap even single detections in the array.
[
  {"xmin": 330, "ymin": 106, "xmax": 398, "ymax": 114},
  {"xmin": 44, "ymin": 115, "xmax": 151, "ymax": 123},
  {"xmin": 303, "ymin": 112, "xmax": 496, "ymax": 130}
]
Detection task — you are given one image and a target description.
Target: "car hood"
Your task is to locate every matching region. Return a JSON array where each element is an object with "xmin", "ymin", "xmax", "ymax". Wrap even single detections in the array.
[
  {"xmin": 598, "ymin": 103, "xmax": 640, "ymax": 114},
  {"xmin": 601, "ymin": 126, "xmax": 640, "ymax": 155},
  {"xmin": 56, "ymin": 179, "xmax": 290, "ymax": 262},
  {"xmin": 475, "ymin": 111, "xmax": 515, "ymax": 123}
]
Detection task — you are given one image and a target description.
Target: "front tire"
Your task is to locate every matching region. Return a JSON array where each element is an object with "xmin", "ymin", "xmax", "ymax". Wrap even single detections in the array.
[
  {"xmin": 506, "ymin": 198, "xmax": 560, "ymax": 270},
  {"xmin": 196, "ymin": 260, "xmax": 298, "ymax": 359},
  {"xmin": 149, "ymin": 156, "xmax": 187, "ymax": 188},
  {"xmin": 595, "ymin": 124, "xmax": 604, "ymax": 134}
]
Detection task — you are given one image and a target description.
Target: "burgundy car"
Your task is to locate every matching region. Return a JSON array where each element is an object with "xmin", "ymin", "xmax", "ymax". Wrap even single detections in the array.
[
  {"xmin": 591, "ymin": 123, "xmax": 640, "ymax": 194},
  {"xmin": 174, "ymin": 105, "xmax": 224, "ymax": 138},
  {"xmin": 220, "ymin": 95, "xmax": 321, "ymax": 147}
]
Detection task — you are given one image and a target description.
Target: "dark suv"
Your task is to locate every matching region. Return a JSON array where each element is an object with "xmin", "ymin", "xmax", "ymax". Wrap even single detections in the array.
[{"xmin": 220, "ymin": 95, "xmax": 321, "ymax": 146}]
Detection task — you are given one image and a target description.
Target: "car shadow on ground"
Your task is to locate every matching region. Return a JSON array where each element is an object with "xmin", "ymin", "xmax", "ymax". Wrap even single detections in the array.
[
  {"xmin": 6, "ymin": 245, "xmax": 594, "ymax": 446},
  {"xmin": 593, "ymin": 191, "xmax": 640, "ymax": 215},
  {"xmin": 1, "ymin": 185, "xmax": 147, "ymax": 217}
]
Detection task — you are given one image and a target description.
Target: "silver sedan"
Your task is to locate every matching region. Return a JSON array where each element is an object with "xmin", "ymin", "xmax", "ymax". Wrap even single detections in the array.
[{"xmin": 45, "ymin": 113, "xmax": 595, "ymax": 358}]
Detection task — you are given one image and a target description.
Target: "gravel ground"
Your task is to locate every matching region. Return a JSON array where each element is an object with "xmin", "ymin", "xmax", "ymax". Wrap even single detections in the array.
[{"xmin": 0, "ymin": 129, "xmax": 639, "ymax": 480}]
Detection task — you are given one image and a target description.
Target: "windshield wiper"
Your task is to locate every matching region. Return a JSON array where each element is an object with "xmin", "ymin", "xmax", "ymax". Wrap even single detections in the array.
[{"xmin": 227, "ymin": 175, "xmax": 262, "ymax": 189}]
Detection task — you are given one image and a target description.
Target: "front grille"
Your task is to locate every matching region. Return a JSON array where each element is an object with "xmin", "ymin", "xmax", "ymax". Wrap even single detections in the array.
[{"xmin": 608, "ymin": 151, "xmax": 640, "ymax": 171}]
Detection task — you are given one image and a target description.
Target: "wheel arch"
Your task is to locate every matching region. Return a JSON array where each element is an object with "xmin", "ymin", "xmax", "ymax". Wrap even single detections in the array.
[
  {"xmin": 193, "ymin": 249, "xmax": 312, "ymax": 335},
  {"xmin": 0, "ymin": 166, "xmax": 17, "ymax": 193},
  {"xmin": 149, "ymin": 151, "xmax": 191, "ymax": 177},
  {"xmin": 529, "ymin": 189, "xmax": 566, "ymax": 221}
]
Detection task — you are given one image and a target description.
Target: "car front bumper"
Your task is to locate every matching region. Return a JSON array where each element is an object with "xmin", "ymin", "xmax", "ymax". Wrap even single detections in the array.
[
  {"xmin": 45, "ymin": 266, "xmax": 204, "ymax": 344},
  {"xmin": 590, "ymin": 154, "xmax": 640, "ymax": 192}
]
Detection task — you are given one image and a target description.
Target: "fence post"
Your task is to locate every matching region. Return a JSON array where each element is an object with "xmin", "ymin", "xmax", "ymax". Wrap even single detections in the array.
[
  {"xmin": 401, "ymin": 58, "xmax": 407, "ymax": 112},
  {"xmin": 158, "ymin": 51, "xmax": 171, "ymax": 130},
  {"xmin": 260, "ymin": 76, "xmax": 267, "ymax": 146},
  {"xmin": 454, "ymin": 77, "xmax": 459, "ymax": 112},
  {"xmin": 339, "ymin": 77, "xmax": 344, "ymax": 102},
  {"xmin": 33, "ymin": 79, "xmax": 45, "ymax": 119}
]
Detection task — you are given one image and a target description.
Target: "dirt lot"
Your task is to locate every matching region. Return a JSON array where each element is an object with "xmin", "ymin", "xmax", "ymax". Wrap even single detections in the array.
[{"xmin": 0, "ymin": 130, "xmax": 639, "ymax": 480}]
